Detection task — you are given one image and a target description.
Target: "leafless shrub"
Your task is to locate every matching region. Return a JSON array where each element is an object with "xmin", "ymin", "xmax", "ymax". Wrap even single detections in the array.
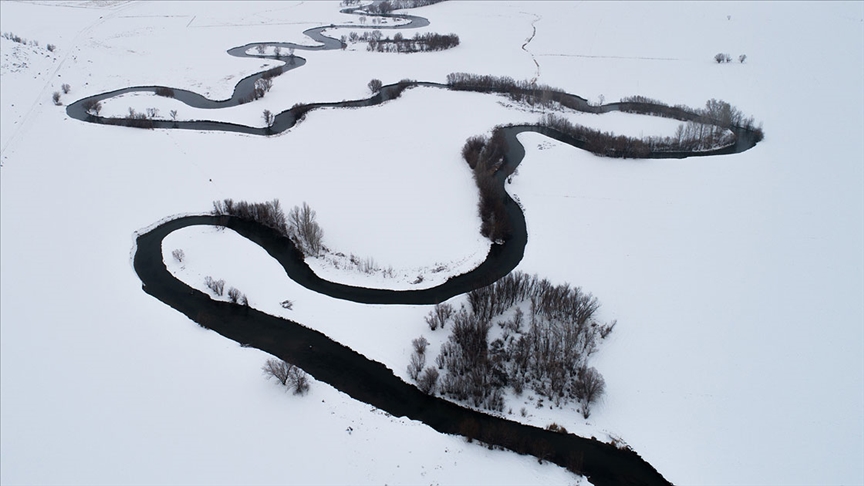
[
  {"xmin": 288, "ymin": 202, "xmax": 324, "ymax": 256},
  {"xmin": 412, "ymin": 336, "xmax": 429, "ymax": 355},
  {"xmin": 425, "ymin": 302, "xmax": 454, "ymax": 330},
  {"xmin": 407, "ymin": 351, "xmax": 425, "ymax": 380},
  {"xmin": 263, "ymin": 109, "xmax": 275, "ymax": 128},
  {"xmin": 262, "ymin": 358, "xmax": 292, "ymax": 386},
  {"xmin": 368, "ymin": 78, "xmax": 383, "ymax": 93},
  {"xmin": 574, "ymin": 366, "xmax": 605, "ymax": 418},
  {"xmin": 61, "ymin": 83, "xmax": 71, "ymax": 94},
  {"xmin": 227, "ymin": 287, "xmax": 248, "ymax": 306},
  {"xmin": 252, "ymin": 77, "xmax": 272, "ymax": 100},
  {"xmin": 288, "ymin": 366, "xmax": 309, "ymax": 394},
  {"xmin": 171, "ymin": 249, "xmax": 185, "ymax": 263},
  {"xmin": 204, "ymin": 276, "xmax": 225, "ymax": 296},
  {"xmin": 46, "ymin": 44, "xmax": 56, "ymax": 52},
  {"xmin": 82, "ymin": 99, "xmax": 102, "ymax": 116},
  {"xmin": 280, "ymin": 300, "xmax": 294, "ymax": 310},
  {"xmin": 262, "ymin": 358, "xmax": 310, "ymax": 394},
  {"xmin": 52, "ymin": 91, "xmax": 61, "ymax": 105},
  {"xmin": 417, "ymin": 367, "xmax": 439, "ymax": 394}
]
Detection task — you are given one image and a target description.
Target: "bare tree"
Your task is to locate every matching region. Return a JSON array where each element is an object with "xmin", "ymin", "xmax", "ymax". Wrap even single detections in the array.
[
  {"xmin": 574, "ymin": 366, "xmax": 605, "ymax": 418},
  {"xmin": 262, "ymin": 359, "xmax": 309, "ymax": 393},
  {"xmin": 407, "ymin": 351, "xmax": 425, "ymax": 380},
  {"xmin": 368, "ymin": 78, "xmax": 383, "ymax": 93},
  {"xmin": 288, "ymin": 366, "xmax": 310, "ymax": 394},
  {"xmin": 425, "ymin": 302, "xmax": 454, "ymax": 330},
  {"xmin": 169, "ymin": 109, "xmax": 178, "ymax": 124},
  {"xmin": 288, "ymin": 202, "xmax": 324, "ymax": 256},
  {"xmin": 256, "ymin": 44, "xmax": 266, "ymax": 55},
  {"xmin": 171, "ymin": 249, "xmax": 185, "ymax": 263},
  {"xmin": 412, "ymin": 336, "xmax": 429, "ymax": 355},
  {"xmin": 61, "ymin": 83, "xmax": 71, "ymax": 94},
  {"xmin": 52, "ymin": 91, "xmax": 61, "ymax": 105},
  {"xmin": 738, "ymin": 54, "xmax": 747, "ymax": 63},
  {"xmin": 274, "ymin": 46, "xmax": 282, "ymax": 58},
  {"xmin": 263, "ymin": 109, "xmax": 275, "ymax": 128},
  {"xmin": 262, "ymin": 358, "xmax": 292, "ymax": 386},
  {"xmin": 145, "ymin": 107, "xmax": 159, "ymax": 119},
  {"xmin": 227, "ymin": 287, "xmax": 248, "ymax": 306}
]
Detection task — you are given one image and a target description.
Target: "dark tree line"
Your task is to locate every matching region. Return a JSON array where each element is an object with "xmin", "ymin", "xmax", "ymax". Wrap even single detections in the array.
[
  {"xmin": 446, "ymin": 72, "xmax": 586, "ymax": 111},
  {"xmin": 357, "ymin": 31, "xmax": 459, "ymax": 53},
  {"xmin": 211, "ymin": 199, "xmax": 324, "ymax": 257},
  {"xmin": 619, "ymin": 95, "xmax": 763, "ymax": 138},
  {"xmin": 461, "ymin": 130, "xmax": 512, "ymax": 242},
  {"xmin": 447, "ymin": 72, "xmax": 764, "ymax": 151},
  {"xmin": 427, "ymin": 272, "xmax": 614, "ymax": 418}
]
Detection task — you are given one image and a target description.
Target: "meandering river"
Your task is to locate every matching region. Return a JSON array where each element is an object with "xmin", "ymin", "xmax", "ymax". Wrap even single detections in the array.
[{"xmin": 74, "ymin": 4, "xmax": 763, "ymax": 484}]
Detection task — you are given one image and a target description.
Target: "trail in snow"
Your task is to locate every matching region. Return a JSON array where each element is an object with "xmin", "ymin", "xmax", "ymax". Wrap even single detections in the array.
[{"xmin": 521, "ymin": 12, "xmax": 541, "ymax": 84}]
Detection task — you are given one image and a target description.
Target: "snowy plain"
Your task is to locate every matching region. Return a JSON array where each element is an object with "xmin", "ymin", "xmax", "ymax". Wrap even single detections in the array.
[{"xmin": 1, "ymin": 1, "xmax": 863, "ymax": 485}]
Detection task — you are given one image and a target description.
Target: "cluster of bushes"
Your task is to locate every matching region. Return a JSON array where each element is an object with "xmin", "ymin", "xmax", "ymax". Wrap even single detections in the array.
[
  {"xmin": 349, "ymin": 30, "xmax": 459, "ymax": 53},
  {"xmin": 343, "ymin": 253, "xmax": 395, "ymax": 276},
  {"xmin": 2, "ymin": 31, "xmax": 54, "ymax": 51},
  {"xmin": 446, "ymin": 72, "xmax": 585, "ymax": 111},
  {"xmin": 420, "ymin": 272, "xmax": 613, "ymax": 418},
  {"xmin": 211, "ymin": 199, "xmax": 324, "ymax": 257},
  {"xmin": 204, "ymin": 276, "xmax": 248, "ymax": 306},
  {"xmin": 387, "ymin": 0, "xmax": 445, "ymax": 8},
  {"xmin": 82, "ymin": 99, "xmax": 102, "ymax": 116},
  {"xmin": 262, "ymin": 358, "xmax": 310, "ymax": 395},
  {"xmin": 238, "ymin": 78, "xmax": 273, "ymax": 105},
  {"xmin": 100, "ymin": 107, "xmax": 159, "ymax": 129},
  {"xmin": 461, "ymin": 130, "xmax": 512, "ymax": 242},
  {"xmin": 619, "ymin": 95, "xmax": 761, "ymax": 135},
  {"xmin": 345, "ymin": 0, "xmax": 443, "ymax": 10},
  {"xmin": 715, "ymin": 53, "xmax": 746, "ymax": 64}
]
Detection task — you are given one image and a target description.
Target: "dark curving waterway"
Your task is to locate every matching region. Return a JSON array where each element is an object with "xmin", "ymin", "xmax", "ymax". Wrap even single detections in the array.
[{"xmin": 75, "ymin": 3, "xmax": 764, "ymax": 484}]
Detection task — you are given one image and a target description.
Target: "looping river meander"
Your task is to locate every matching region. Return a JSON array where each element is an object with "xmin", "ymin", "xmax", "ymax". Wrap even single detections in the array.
[{"xmin": 70, "ymin": 4, "xmax": 762, "ymax": 485}]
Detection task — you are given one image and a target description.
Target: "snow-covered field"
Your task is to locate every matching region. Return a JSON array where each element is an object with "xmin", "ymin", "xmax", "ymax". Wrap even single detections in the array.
[{"xmin": 2, "ymin": 1, "xmax": 862, "ymax": 485}]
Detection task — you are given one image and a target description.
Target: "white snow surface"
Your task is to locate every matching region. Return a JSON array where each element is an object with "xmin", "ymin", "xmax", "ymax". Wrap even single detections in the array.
[{"xmin": 2, "ymin": 1, "xmax": 863, "ymax": 486}]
